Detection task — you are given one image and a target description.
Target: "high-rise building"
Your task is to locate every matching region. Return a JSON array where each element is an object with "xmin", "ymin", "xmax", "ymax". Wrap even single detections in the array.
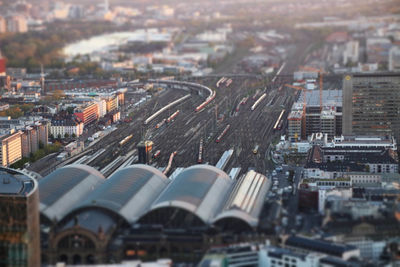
[
  {"xmin": 288, "ymin": 90, "xmax": 342, "ymax": 141},
  {"xmin": 389, "ymin": 46, "xmax": 400, "ymax": 72},
  {"xmin": 74, "ymin": 102, "xmax": 99, "ymax": 125},
  {"xmin": 6, "ymin": 16, "xmax": 28, "ymax": 33},
  {"xmin": 138, "ymin": 140, "xmax": 153, "ymax": 164},
  {"xmin": 343, "ymin": 73, "xmax": 400, "ymax": 140},
  {"xmin": 0, "ymin": 167, "xmax": 40, "ymax": 266},
  {"xmin": 0, "ymin": 131, "xmax": 22, "ymax": 167},
  {"xmin": 0, "ymin": 52, "xmax": 6, "ymax": 76},
  {"xmin": 0, "ymin": 16, "xmax": 6, "ymax": 33}
]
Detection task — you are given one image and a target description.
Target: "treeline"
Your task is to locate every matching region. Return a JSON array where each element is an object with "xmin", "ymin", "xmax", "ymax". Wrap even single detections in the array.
[
  {"xmin": 0, "ymin": 104, "xmax": 35, "ymax": 118},
  {"xmin": 0, "ymin": 20, "xmax": 124, "ymax": 71},
  {"xmin": 10, "ymin": 142, "xmax": 62, "ymax": 169}
]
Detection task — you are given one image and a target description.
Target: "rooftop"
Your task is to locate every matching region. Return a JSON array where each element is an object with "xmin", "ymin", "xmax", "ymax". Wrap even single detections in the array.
[
  {"xmin": 285, "ymin": 236, "xmax": 358, "ymax": 257},
  {"xmin": 0, "ymin": 167, "xmax": 37, "ymax": 197},
  {"xmin": 298, "ymin": 89, "xmax": 342, "ymax": 107}
]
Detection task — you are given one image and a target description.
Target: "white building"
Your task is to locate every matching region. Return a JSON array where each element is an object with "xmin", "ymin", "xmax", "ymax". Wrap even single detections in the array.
[
  {"xmin": 50, "ymin": 118, "xmax": 84, "ymax": 138},
  {"xmin": 94, "ymin": 99, "xmax": 107, "ymax": 118},
  {"xmin": 343, "ymin": 40, "xmax": 359, "ymax": 65},
  {"xmin": 389, "ymin": 46, "xmax": 400, "ymax": 72}
]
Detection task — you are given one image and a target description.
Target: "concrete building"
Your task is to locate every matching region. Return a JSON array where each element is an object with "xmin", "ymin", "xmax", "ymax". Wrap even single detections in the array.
[
  {"xmin": 6, "ymin": 16, "xmax": 28, "ymax": 33},
  {"xmin": 74, "ymin": 102, "xmax": 99, "ymax": 125},
  {"xmin": 288, "ymin": 90, "xmax": 342, "ymax": 141},
  {"xmin": 343, "ymin": 73, "xmax": 400, "ymax": 140},
  {"xmin": 21, "ymin": 126, "xmax": 38, "ymax": 157},
  {"xmin": 288, "ymin": 107, "xmax": 303, "ymax": 141},
  {"xmin": 105, "ymin": 96, "xmax": 119, "ymax": 113},
  {"xmin": 21, "ymin": 122, "xmax": 49, "ymax": 157},
  {"xmin": 389, "ymin": 46, "xmax": 400, "ymax": 72},
  {"xmin": 304, "ymin": 145, "xmax": 398, "ymax": 179},
  {"xmin": 50, "ymin": 116, "xmax": 84, "ymax": 138},
  {"xmin": 94, "ymin": 99, "xmax": 107, "ymax": 118},
  {"xmin": 0, "ymin": 167, "xmax": 40, "ymax": 266},
  {"xmin": 137, "ymin": 140, "xmax": 153, "ymax": 164},
  {"xmin": 0, "ymin": 131, "xmax": 22, "ymax": 166},
  {"xmin": 326, "ymin": 135, "xmax": 397, "ymax": 150},
  {"xmin": 284, "ymin": 236, "xmax": 360, "ymax": 261},
  {"xmin": 343, "ymin": 40, "xmax": 359, "ymax": 65},
  {"xmin": 0, "ymin": 16, "xmax": 6, "ymax": 33}
]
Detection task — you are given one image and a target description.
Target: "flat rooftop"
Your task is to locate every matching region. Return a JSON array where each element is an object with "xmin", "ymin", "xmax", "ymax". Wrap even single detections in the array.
[
  {"xmin": 298, "ymin": 89, "xmax": 342, "ymax": 107},
  {"xmin": 0, "ymin": 168, "xmax": 36, "ymax": 196}
]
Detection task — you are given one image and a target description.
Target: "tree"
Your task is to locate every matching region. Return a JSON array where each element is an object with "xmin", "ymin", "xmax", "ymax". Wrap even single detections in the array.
[
  {"xmin": 49, "ymin": 134, "xmax": 54, "ymax": 139},
  {"xmin": 39, "ymin": 141, "xmax": 44, "ymax": 149},
  {"xmin": 67, "ymin": 106, "xmax": 75, "ymax": 114},
  {"xmin": 64, "ymin": 133, "xmax": 69, "ymax": 138},
  {"xmin": 71, "ymin": 133, "xmax": 76, "ymax": 138},
  {"xmin": 57, "ymin": 134, "xmax": 62, "ymax": 139}
]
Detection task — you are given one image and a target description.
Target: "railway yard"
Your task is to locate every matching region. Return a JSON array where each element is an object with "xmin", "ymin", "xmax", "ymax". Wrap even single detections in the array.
[{"xmin": 61, "ymin": 67, "xmax": 296, "ymax": 178}]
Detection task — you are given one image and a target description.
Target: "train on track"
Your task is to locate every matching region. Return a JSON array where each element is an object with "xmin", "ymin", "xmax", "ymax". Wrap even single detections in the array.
[
  {"xmin": 156, "ymin": 119, "xmax": 166, "ymax": 129},
  {"xmin": 251, "ymin": 93, "xmax": 267, "ymax": 111},
  {"xmin": 153, "ymin": 150, "xmax": 161, "ymax": 159},
  {"xmin": 216, "ymin": 124, "xmax": 230, "ymax": 143},
  {"xmin": 166, "ymin": 110, "xmax": 180, "ymax": 123},
  {"xmin": 273, "ymin": 109, "xmax": 285, "ymax": 130},
  {"xmin": 119, "ymin": 135, "xmax": 133, "ymax": 146},
  {"xmin": 195, "ymin": 90, "xmax": 216, "ymax": 112},
  {"xmin": 253, "ymin": 145, "xmax": 259, "ymax": 154},
  {"xmin": 197, "ymin": 138, "xmax": 204, "ymax": 163}
]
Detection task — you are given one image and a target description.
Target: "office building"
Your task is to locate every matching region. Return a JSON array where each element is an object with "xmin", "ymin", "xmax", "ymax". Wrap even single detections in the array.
[
  {"xmin": 137, "ymin": 140, "xmax": 153, "ymax": 164},
  {"xmin": 0, "ymin": 57, "xmax": 5, "ymax": 76},
  {"xmin": 284, "ymin": 236, "xmax": 360, "ymax": 260},
  {"xmin": 288, "ymin": 90, "xmax": 342, "ymax": 141},
  {"xmin": 50, "ymin": 116, "xmax": 84, "ymax": 138},
  {"xmin": 389, "ymin": 46, "xmax": 400, "ymax": 72},
  {"xmin": 6, "ymin": 16, "xmax": 28, "ymax": 33},
  {"xmin": 21, "ymin": 123, "xmax": 49, "ymax": 157},
  {"xmin": 0, "ymin": 131, "xmax": 22, "ymax": 167},
  {"xmin": 74, "ymin": 102, "xmax": 99, "ymax": 125},
  {"xmin": 0, "ymin": 167, "xmax": 40, "ymax": 266},
  {"xmin": 0, "ymin": 16, "xmax": 6, "ymax": 33},
  {"xmin": 106, "ymin": 96, "xmax": 119, "ymax": 113},
  {"xmin": 343, "ymin": 73, "xmax": 400, "ymax": 140}
]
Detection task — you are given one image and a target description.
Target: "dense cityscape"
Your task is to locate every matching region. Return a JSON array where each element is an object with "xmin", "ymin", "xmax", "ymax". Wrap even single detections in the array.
[{"xmin": 1, "ymin": 0, "xmax": 400, "ymax": 266}]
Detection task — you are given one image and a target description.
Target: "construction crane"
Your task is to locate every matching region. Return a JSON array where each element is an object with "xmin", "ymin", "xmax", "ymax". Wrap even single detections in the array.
[
  {"xmin": 299, "ymin": 66, "xmax": 325, "ymax": 112},
  {"xmin": 285, "ymin": 84, "xmax": 307, "ymax": 140}
]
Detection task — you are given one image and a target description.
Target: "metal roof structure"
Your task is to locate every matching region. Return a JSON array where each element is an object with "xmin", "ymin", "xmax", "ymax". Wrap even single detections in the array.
[
  {"xmin": 213, "ymin": 171, "xmax": 271, "ymax": 228},
  {"xmin": 76, "ymin": 164, "xmax": 169, "ymax": 224},
  {"xmin": 39, "ymin": 164, "xmax": 105, "ymax": 222},
  {"xmin": 148, "ymin": 165, "xmax": 234, "ymax": 224}
]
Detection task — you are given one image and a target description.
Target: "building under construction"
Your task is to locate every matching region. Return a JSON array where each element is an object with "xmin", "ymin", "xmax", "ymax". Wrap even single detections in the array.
[{"xmin": 288, "ymin": 90, "xmax": 342, "ymax": 141}]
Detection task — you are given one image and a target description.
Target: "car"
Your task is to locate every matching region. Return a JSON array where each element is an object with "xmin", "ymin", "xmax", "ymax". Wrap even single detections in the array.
[
  {"xmin": 273, "ymin": 181, "xmax": 279, "ymax": 186},
  {"xmin": 285, "ymin": 171, "xmax": 289, "ymax": 176},
  {"xmin": 276, "ymin": 166, "xmax": 283, "ymax": 172},
  {"xmin": 272, "ymin": 170, "xmax": 277, "ymax": 176}
]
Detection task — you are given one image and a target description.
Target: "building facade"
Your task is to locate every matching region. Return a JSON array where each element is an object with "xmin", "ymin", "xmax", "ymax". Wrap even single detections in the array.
[
  {"xmin": 343, "ymin": 73, "xmax": 400, "ymax": 140},
  {"xmin": 0, "ymin": 167, "xmax": 40, "ymax": 266},
  {"xmin": 105, "ymin": 96, "xmax": 119, "ymax": 113},
  {"xmin": 50, "ymin": 117, "xmax": 84, "ymax": 138},
  {"xmin": 74, "ymin": 103, "xmax": 98, "ymax": 125},
  {"xmin": 0, "ymin": 131, "xmax": 22, "ymax": 166}
]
